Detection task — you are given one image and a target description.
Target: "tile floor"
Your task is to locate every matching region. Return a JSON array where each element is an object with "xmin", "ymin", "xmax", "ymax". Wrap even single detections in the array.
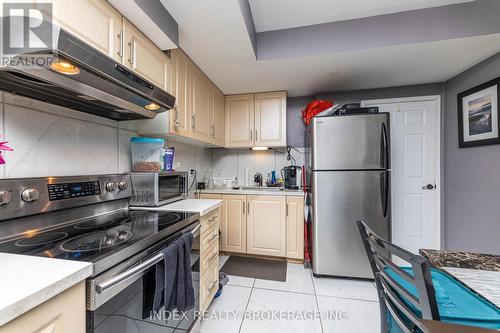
[{"xmin": 193, "ymin": 256, "xmax": 381, "ymax": 333}]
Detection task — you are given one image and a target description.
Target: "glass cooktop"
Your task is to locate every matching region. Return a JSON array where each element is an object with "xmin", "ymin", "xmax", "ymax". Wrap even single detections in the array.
[{"xmin": 0, "ymin": 210, "xmax": 197, "ymax": 264}]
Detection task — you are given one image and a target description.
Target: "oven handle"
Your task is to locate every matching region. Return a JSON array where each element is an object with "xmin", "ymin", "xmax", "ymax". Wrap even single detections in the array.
[{"xmin": 96, "ymin": 223, "xmax": 201, "ymax": 294}]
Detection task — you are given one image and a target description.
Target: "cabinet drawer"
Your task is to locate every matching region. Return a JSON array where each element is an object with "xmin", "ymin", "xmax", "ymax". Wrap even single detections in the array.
[
  {"xmin": 200, "ymin": 223, "xmax": 219, "ymax": 255},
  {"xmin": 200, "ymin": 261, "xmax": 219, "ymax": 313},
  {"xmin": 200, "ymin": 240, "xmax": 219, "ymax": 278},
  {"xmin": 201, "ymin": 208, "xmax": 220, "ymax": 235}
]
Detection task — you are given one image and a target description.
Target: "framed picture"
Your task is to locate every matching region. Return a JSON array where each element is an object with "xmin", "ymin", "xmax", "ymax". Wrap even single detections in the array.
[{"xmin": 458, "ymin": 77, "xmax": 500, "ymax": 148}]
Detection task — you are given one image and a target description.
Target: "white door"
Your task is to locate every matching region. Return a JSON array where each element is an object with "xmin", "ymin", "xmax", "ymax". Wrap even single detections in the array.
[{"xmin": 362, "ymin": 96, "xmax": 441, "ymax": 255}]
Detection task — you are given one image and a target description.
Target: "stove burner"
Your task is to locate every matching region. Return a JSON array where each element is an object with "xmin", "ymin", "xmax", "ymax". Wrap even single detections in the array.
[
  {"xmin": 74, "ymin": 218, "xmax": 118, "ymax": 230},
  {"xmin": 158, "ymin": 212, "xmax": 183, "ymax": 225},
  {"xmin": 15, "ymin": 232, "xmax": 69, "ymax": 247},
  {"xmin": 60, "ymin": 230, "xmax": 133, "ymax": 252}
]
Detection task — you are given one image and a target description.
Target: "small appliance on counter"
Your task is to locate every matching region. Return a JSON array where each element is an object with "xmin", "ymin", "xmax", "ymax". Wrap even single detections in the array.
[
  {"xmin": 282, "ymin": 166, "xmax": 303, "ymax": 190},
  {"xmin": 129, "ymin": 171, "xmax": 188, "ymax": 207}
]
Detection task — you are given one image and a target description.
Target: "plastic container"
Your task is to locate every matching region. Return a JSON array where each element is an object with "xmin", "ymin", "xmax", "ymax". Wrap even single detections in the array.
[
  {"xmin": 386, "ymin": 267, "xmax": 500, "ymax": 332},
  {"xmin": 130, "ymin": 137, "xmax": 165, "ymax": 172}
]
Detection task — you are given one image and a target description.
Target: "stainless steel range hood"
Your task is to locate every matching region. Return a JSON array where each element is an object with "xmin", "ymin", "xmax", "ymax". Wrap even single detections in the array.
[{"xmin": 0, "ymin": 26, "xmax": 175, "ymax": 121}]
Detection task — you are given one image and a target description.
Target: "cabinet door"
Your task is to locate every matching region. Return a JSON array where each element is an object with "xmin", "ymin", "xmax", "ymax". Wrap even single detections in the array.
[
  {"xmin": 286, "ymin": 197, "xmax": 304, "ymax": 260},
  {"xmin": 254, "ymin": 91, "xmax": 287, "ymax": 147},
  {"xmin": 225, "ymin": 94, "xmax": 254, "ymax": 148},
  {"xmin": 190, "ymin": 68, "xmax": 211, "ymax": 142},
  {"xmin": 170, "ymin": 49, "xmax": 191, "ymax": 137},
  {"xmin": 221, "ymin": 195, "xmax": 247, "ymax": 253},
  {"xmin": 247, "ymin": 195, "xmax": 286, "ymax": 257},
  {"xmin": 123, "ymin": 19, "xmax": 167, "ymax": 89},
  {"xmin": 210, "ymin": 87, "xmax": 225, "ymax": 146},
  {"xmin": 47, "ymin": 0, "xmax": 122, "ymax": 62}
]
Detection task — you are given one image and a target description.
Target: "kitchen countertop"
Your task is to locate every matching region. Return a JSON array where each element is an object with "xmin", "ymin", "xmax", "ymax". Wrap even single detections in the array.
[
  {"xmin": 419, "ymin": 249, "xmax": 500, "ymax": 271},
  {"xmin": 198, "ymin": 188, "xmax": 305, "ymax": 197},
  {"xmin": 443, "ymin": 267, "xmax": 500, "ymax": 307},
  {"xmin": 131, "ymin": 199, "xmax": 222, "ymax": 216},
  {"xmin": 0, "ymin": 253, "xmax": 92, "ymax": 326}
]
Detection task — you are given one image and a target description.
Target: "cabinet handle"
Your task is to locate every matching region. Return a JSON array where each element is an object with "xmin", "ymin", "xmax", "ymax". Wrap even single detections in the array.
[
  {"xmin": 247, "ymin": 201, "xmax": 250, "ymax": 213},
  {"xmin": 242, "ymin": 202, "xmax": 245, "ymax": 214},
  {"xmin": 208, "ymin": 252, "xmax": 217, "ymax": 262},
  {"xmin": 250, "ymin": 129, "xmax": 252, "ymax": 141},
  {"xmin": 191, "ymin": 114, "xmax": 195, "ymax": 129},
  {"xmin": 286, "ymin": 203, "xmax": 288, "ymax": 217},
  {"xmin": 128, "ymin": 40, "xmax": 135, "ymax": 65},
  {"xmin": 117, "ymin": 29, "xmax": 123, "ymax": 57},
  {"xmin": 255, "ymin": 129, "xmax": 257, "ymax": 140},
  {"xmin": 174, "ymin": 106, "xmax": 180, "ymax": 128},
  {"xmin": 212, "ymin": 125, "xmax": 215, "ymax": 138}
]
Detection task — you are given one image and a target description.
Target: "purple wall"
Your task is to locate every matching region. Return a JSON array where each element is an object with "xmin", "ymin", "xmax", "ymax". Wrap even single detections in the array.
[{"xmin": 443, "ymin": 52, "xmax": 500, "ymax": 254}]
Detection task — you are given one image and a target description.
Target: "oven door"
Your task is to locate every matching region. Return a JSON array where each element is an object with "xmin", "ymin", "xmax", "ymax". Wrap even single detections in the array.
[{"xmin": 87, "ymin": 222, "xmax": 201, "ymax": 333}]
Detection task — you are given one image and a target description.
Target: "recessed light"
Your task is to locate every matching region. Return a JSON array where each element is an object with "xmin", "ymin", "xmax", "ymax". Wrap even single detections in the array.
[
  {"xmin": 251, "ymin": 147, "xmax": 269, "ymax": 151},
  {"xmin": 50, "ymin": 60, "xmax": 80, "ymax": 75}
]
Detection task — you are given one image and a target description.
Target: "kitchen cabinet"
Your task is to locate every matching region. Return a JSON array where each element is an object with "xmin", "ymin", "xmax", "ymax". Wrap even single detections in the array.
[
  {"xmin": 286, "ymin": 197, "xmax": 304, "ymax": 260},
  {"xmin": 199, "ymin": 207, "xmax": 220, "ymax": 312},
  {"xmin": 190, "ymin": 67, "xmax": 211, "ymax": 142},
  {"xmin": 254, "ymin": 91, "xmax": 287, "ymax": 147},
  {"xmin": 46, "ymin": 0, "xmax": 122, "ymax": 62},
  {"xmin": 0, "ymin": 282, "xmax": 85, "ymax": 333},
  {"xmin": 225, "ymin": 94, "xmax": 255, "ymax": 148},
  {"xmin": 221, "ymin": 195, "xmax": 247, "ymax": 253},
  {"xmin": 225, "ymin": 92, "xmax": 287, "ymax": 148},
  {"xmin": 122, "ymin": 19, "xmax": 168, "ymax": 90},
  {"xmin": 210, "ymin": 87, "xmax": 226, "ymax": 146},
  {"xmin": 246, "ymin": 195, "xmax": 286, "ymax": 257}
]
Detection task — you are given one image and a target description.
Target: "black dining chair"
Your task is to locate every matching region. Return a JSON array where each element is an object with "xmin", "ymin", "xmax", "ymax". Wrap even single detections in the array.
[{"xmin": 356, "ymin": 220, "xmax": 440, "ymax": 333}]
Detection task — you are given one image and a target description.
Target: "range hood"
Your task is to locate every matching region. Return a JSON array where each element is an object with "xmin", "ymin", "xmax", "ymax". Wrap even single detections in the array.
[{"xmin": 0, "ymin": 26, "xmax": 175, "ymax": 121}]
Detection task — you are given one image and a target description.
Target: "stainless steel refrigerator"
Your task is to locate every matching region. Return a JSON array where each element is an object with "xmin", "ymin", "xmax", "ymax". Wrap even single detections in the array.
[{"xmin": 308, "ymin": 113, "xmax": 391, "ymax": 278}]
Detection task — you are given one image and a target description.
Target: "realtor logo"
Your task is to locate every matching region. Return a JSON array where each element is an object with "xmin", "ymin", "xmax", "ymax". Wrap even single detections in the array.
[{"xmin": 2, "ymin": 2, "xmax": 53, "ymax": 55}]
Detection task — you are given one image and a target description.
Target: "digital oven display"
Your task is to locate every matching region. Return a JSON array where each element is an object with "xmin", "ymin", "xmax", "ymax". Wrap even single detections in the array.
[{"xmin": 48, "ymin": 181, "xmax": 101, "ymax": 201}]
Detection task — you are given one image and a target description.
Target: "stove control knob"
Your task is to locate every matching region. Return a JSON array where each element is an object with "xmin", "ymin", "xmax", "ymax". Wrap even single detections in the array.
[
  {"xmin": 0, "ymin": 191, "xmax": 12, "ymax": 206},
  {"xmin": 21, "ymin": 188, "xmax": 40, "ymax": 202},
  {"xmin": 118, "ymin": 181, "xmax": 128, "ymax": 191},
  {"xmin": 105, "ymin": 182, "xmax": 117, "ymax": 192}
]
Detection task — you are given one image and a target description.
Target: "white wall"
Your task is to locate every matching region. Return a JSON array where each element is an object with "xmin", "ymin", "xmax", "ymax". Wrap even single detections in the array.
[
  {"xmin": 0, "ymin": 93, "xmax": 213, "ymax": 179},
  {"xmin": 211, "ymin": 148, "xmax": 305, "ymax": 185}
]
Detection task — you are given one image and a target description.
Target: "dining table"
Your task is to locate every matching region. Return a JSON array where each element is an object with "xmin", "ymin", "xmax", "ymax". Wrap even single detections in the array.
[{"xmin": 419, "ymin": 249, "xmax": 500, "ymax": 309}]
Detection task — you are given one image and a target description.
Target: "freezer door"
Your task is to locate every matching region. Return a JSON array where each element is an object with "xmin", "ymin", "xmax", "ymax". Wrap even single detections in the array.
[
  {"xmin": 312, "ymin": 170, "xmax": 390, "ymax": 278},
  {"xmin": 312, "ymin": 114, "xmax": 390, "ymax": 170}
]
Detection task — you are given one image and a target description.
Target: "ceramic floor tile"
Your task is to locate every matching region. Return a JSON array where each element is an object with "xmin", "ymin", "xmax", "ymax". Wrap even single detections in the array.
[
  {"xmin": 254, "ymin": 263, "xmax": 314, "ymax": 294},
  {"xmin": 317, "ymin": 296, "xmax": 380, "ymax": 333},
  {"xmin": 239, "ymin": 288, "xmax": 322, "ymax": 333},
  {"xmin": 197, "ymin": 285, "xmax": 251, "ymax": 333},
  {"xmin": 313, "ymin": 276, "xmax": 378, "ymax": 301},
  {"xmin": 226, "ymin": 274, "xmax": 255, "ymax": 288}
]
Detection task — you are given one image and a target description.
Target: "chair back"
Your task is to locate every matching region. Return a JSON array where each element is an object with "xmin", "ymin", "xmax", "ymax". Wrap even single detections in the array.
[{"xmin": 356, "ymin": 220, "xmax": 440, "ymax": 333}]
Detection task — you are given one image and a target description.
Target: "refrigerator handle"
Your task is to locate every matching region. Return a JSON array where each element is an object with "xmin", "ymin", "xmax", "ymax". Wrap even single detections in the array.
[
  {"xmin": 380, "ymin": 172, "xmax": 389, "ymax": 218},
  {"xmin": 381, "ymin": 123, "xmax": 389, "ymax": 169}
]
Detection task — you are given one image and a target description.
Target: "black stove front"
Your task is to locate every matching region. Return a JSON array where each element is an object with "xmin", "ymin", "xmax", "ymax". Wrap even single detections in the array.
[{"xmin": 0, "ymin": 210, "xmax": 195, "ymax": 264}]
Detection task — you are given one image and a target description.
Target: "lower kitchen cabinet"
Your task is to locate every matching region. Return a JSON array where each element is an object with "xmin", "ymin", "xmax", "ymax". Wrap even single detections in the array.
[
  {"xmin": 199, "ymin": 207, "xmax": 220, "ymax": 313},
  {"xmin": 286, "ymin": 197, "xmax": 305, "ymax": 260},
  {"xmin": 0, "ymin": 282, "xmax": 86, "ymax": 333},
  {"xmin": 246, "ymin": 195, "xmax": 286, "ymax": 257},
  {"xmin": 201, "ymin": 193, "xmax": 303, "ymax": 260},
  {"xmin": 220, "ymin": 195, "xmax": 247, "ymax": 254}
]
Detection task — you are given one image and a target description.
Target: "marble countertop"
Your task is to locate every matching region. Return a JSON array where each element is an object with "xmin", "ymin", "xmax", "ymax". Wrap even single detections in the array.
[
  {"xmin": 0, "ymin": 253, "xmax": 92, "ymax": 326},
  {"xmin": 131, "ymin": 199, "xmax": 222, "ymax": 216},
  {"xmin": 198, "ymin": 187, "xmax": 305, "ymax": 197},
  {"xmin": 420, "ymin": 249, "xmax": 500, "ymax": 271}
]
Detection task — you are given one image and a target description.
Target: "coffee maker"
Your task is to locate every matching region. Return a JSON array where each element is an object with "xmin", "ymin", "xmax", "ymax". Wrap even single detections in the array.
[{"xmin": 282, "ymin": 166, "xmax": 302, "ymax": 190}]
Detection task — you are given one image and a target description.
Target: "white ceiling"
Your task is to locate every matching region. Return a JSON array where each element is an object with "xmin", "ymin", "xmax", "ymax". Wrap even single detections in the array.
[
  {"xmin": 249, "ymin": 0, "xmax": 474, "ymax": 32},
  {"xmin": 161, "ymin": 0, "xmax": 500, "ymax": 97}
]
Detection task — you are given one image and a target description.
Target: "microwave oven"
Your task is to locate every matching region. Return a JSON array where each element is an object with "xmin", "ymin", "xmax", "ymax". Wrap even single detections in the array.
[{"xmin": 129, "ymin": 171, "xmax": 188, "ymax": 207}]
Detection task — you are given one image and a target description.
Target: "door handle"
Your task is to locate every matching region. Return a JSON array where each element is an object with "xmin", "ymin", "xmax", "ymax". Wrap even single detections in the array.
[
  {"xmin": 381, "ymin": 123, "xmax": 389, "ymax": 169},
  {"xmin": 422, "ymin": 184, "xmax": 436, "ymax": 190}
]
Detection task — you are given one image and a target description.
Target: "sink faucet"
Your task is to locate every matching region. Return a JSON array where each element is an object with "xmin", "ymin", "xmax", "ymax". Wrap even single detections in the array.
[{"xmin": 254, "ymin": 172, "xmax": 263, "ymax": 187}]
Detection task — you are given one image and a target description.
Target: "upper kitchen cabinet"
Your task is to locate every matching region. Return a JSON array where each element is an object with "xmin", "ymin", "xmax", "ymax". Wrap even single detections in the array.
[
  {"xmin": 122, "ymin": 19, "xmax": 168, "ymax": 90},
  {"xmin": 225, "ymin": 92, "xmax": 287, "ymax": 148},
  {"xmin": 210, "ymin": 86, "xmax": 226, "ymax": 146},
  {"xmin": 46, "ymin": 0, "xmax": 122, "ymax": 62},
  {"xmin": 169, "ymin": 49, "xmax": 191, "ymax": 137},
  {"xmin": 225, "ymin": 94, "xmax": 255, "ymax": 148},
  {"xmin": 190, "ymin": 67, "xmax": 211, "ymax": 142},
  {"xmin": 254, "ymin": 91, "xmax": 287, "ymax": 147}
]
